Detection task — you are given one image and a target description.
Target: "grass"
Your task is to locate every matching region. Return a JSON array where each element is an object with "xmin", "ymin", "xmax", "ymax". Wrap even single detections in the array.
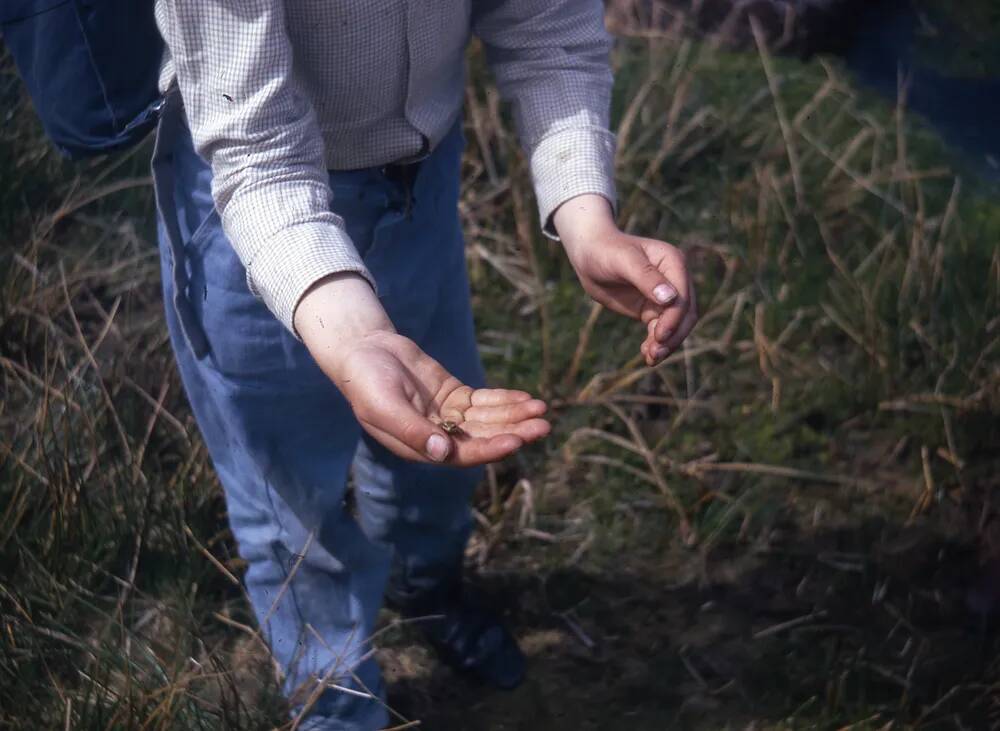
[{"xmin": 2, "ymin": 9, "xmax": 999, "ymax": 730}]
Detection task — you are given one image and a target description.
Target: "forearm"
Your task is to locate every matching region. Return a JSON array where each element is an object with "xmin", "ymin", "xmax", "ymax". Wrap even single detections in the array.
[
  {"xmin": 552, "ymin": 193, "xmax": 617, "ymax": 248},
  {"xmin": 158, "ymin": 0, "xmax": 373, "ymax": 334},
  {"xmin": 472, "ymin": 0, "xmax": 617, "ymax": 237}
]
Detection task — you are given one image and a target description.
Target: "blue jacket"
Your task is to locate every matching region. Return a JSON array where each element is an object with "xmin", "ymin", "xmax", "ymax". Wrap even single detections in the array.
[{"xmin": 1, "ymin": 0, "xmax": 163, "ymax": 157}]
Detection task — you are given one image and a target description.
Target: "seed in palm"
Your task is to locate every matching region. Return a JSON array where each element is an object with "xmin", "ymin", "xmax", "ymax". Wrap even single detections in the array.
[{"xmin": 440, "ymin": 420, "xmax": 464, "ymax": 435}]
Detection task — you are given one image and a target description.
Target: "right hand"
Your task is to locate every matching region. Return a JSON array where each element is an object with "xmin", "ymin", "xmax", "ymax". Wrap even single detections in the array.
[{"xmin": 294, "ymin": 273, "xmax": 550, "ymax": 465}]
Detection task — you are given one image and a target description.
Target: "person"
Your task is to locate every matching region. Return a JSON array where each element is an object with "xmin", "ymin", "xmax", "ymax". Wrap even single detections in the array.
[{"xmin": 151, "ymin": 1, "xmax": 697, "ymax": 727}]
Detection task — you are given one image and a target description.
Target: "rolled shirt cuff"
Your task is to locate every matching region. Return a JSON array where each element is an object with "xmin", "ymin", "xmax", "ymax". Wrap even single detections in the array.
[
  {"xmin": 529, "ymin": 125, "xmax": 618, "ymax": 240},
  {"xmin": 244, "ymin": 220, "xmax": 376, "ymax": 336}
]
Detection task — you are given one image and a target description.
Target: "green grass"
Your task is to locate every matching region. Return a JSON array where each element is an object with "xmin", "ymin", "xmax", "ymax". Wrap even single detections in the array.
[{"xmin": 3, "ymin": 19, "xmax": 1000, "ymax": 731}]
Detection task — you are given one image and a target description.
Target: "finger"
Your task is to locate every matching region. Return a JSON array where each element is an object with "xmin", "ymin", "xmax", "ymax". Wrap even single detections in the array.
[
  {"xmin": 641, "ymin": 320, "xmax": 658, "ymax": 366},
  {"xmin": 642, "ymin": 337, "xmax": 659, "ymax": 367},
  {"xmin": 652, "ymin": 297, "xmax": 688, "ymax": 343},
  {"xmin": 435, "ymin": 383, "xmax": 474, "ymax": 421},
  {"xmin": 461, "ymin": 418, "xmax": 551, "ymax": 443},
  {"xmin": 639, "ymin": 342, "xmax": 656, "ymax": 366},
  {"xmin": 664, "ymin": 279, "xmax": 698, "ymax": 352},
  {"xmin": 616, "ymin": 247, "xmax": 678, "ymax": 309},
  {"xmin": 647, "ymin": 342, "xmax": 667, "ymax": 366},
  {"xmin": 647, "ymin": 294, "xmax": 699, "ymax": 365},
  {"xmin": 643, "ymin": 317, "xmax": 673, "ymax": 363},
  {"xmin": 646, "ymin": 317, "xmax": 659, "ymax": 342},
  {"xmin": 648, "ymin": 329, "xmax": 671, "ymax": 362},
  {"xmin": 648, "ymin": 341, "xmax": 670, "ymax": 365},
  {"xmin": 664, "ymin": 302, "xmax": 699, "ymax": 352},
  {"xmin": 463, "ymin": 399, "xmax": 548, "ymax": 424},
  {"xmin": 639, "ymin": 240, "xmax": 691, "ymax": 342},
  {"xmin": 640, "ymin": 300, "xmax": 663, "ymax": 325},
  {"xmin": 469, "ymin": 389, "xmax": 535, "ymax": 406},
  {"xmin": 646, "ymin": 321, "xmax": 680, "ymax": 364},
  {"xmin": 452, "ymin": 434, "xmax": 527, "ymax": 466}
]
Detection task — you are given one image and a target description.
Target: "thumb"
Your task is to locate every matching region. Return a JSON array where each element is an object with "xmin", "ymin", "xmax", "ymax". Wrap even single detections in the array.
[
  {"xmin": 358, "ymin": 387, "xmax": 453, "ymax": 463},
  {"xmin": 424, "ymin": 432, "xmax": 452, "ymax": 462},
  {"xmin": 619, "ymin": 247, "xmax": 677, "ymax": 306},
  {"xmin": 391, "ymin": 404, "xmax": 453, "ymax": 462}
]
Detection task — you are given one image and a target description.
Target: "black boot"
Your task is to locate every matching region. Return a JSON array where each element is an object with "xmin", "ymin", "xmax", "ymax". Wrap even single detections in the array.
[{"xmin": 386, "ymin": 575, "xmax": 526, "ymax": 690}]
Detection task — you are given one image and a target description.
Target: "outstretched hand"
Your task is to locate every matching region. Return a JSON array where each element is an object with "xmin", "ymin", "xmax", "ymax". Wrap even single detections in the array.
[
  {"xmin": 295, "ymin": 274, "xmax": 550, "ymax": 465},
  {"xmin": 553, "ymin": 194, "xmax": 698, "ymax": 366},
  {"xmin": 326, "ymin": 331, "xmax": 549, "ymax": 464}
]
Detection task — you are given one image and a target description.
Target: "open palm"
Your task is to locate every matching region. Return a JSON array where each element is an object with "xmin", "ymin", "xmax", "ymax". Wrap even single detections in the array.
[{"xmin": 328, "ymin": 331, "xmax": 550, "ymax": 465}]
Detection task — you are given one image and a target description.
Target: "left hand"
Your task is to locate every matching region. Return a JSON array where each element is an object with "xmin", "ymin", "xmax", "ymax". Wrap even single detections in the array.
[{"xmin": 553, "ymin": 194, "xmax": 698, "ymax": 366}]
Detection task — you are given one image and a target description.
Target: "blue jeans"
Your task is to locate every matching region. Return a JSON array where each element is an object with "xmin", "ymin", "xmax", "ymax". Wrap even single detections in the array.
[{"xmin": 152, "ymin": 95, "xmax": 484, "ymax": 730}]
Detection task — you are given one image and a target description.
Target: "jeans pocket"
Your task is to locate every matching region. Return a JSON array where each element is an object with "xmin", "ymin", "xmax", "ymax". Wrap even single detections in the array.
[
  {"xmin": 185, "ymin": 223, "xmax": 328, "ymax": 383},
  {"xmin": 182, "ymin": 223, "xmax": 284, "ymax": 377},
  {"xmin": 184, "ymin": 209, "xmax": 253, "ymax": 295}
]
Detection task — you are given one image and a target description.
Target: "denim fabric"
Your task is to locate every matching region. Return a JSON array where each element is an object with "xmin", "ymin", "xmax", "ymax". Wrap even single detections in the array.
[
  {"xmin": 152, "ymin": 96, "xmax": 484, "ymax": 730},
  {"xmin": 1, "ymin": 0, "xmax": 162, "ymax": 158}
]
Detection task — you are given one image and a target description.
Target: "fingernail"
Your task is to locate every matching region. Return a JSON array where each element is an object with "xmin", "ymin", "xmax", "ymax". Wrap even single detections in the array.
[
  {"xmin": 653, "ymin": 284, "xmax": 677, "ymax": 304},
  {"xmin": 426, "ymin": 434, "xmax": 450, "ymax": 462},
  {"xmin": 654, "ymin": 345, "xmax": 670, "ymax": 360}
]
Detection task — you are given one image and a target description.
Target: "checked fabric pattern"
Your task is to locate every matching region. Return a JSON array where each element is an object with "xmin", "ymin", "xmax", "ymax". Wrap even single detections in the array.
[{"xmin": 155, "ymin": 0, "xmax": 618, "ymax": 333}]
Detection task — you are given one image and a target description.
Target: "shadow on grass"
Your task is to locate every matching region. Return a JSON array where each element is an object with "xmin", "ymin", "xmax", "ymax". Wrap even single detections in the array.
[{"xmin": 385, "ymin": 518, "xmax": 998, "ymax": 729}]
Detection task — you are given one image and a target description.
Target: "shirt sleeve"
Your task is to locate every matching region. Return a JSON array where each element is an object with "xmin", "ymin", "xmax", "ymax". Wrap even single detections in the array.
[
  {"xmin": 471, "ymin": 0, "xmax": 617, "ymax": 239},
  {"xmin": 155, "ymin": 0, "xmax": 374, "ymax": 334}
]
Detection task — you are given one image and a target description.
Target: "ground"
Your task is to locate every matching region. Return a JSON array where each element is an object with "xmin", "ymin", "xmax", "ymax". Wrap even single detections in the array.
[{"xmin": 1, "ymin": 7, "xmax": 999, "ymax": 730}]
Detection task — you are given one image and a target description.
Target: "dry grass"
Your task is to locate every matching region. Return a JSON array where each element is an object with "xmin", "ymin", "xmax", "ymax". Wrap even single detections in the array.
[{"xmin": 2, "ymin": 13, "xmax": 1000, "ymax": 730}]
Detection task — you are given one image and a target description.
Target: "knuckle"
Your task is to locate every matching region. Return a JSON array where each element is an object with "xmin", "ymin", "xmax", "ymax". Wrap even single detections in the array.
[{"xmin": 400, "ymin": 418, "xmax": 425, "ymax": 443}]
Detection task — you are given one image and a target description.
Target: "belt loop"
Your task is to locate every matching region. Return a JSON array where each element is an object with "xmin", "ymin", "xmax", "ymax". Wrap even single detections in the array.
[{"xmin": 151, "ymin": 91, "xmax": 210, "ymax": 359}]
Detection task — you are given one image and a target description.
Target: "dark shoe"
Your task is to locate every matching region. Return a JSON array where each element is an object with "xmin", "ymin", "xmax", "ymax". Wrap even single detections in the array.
[
  {"xmin": 388, "ymin": 587, "xmax": 526, "ymax": 689},
  {"xmin": 423, "ymin": 597, "xmax": 526, "ymax": 689}
]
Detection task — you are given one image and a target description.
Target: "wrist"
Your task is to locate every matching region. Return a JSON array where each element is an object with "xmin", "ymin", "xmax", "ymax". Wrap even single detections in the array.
[
  {"xmin": 294, "ymin": 273, "xmax": 395, "ymax": 375},
  {"xmin": 552, "ymin": 193, "xmax": 618, "ymax": 250}
]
